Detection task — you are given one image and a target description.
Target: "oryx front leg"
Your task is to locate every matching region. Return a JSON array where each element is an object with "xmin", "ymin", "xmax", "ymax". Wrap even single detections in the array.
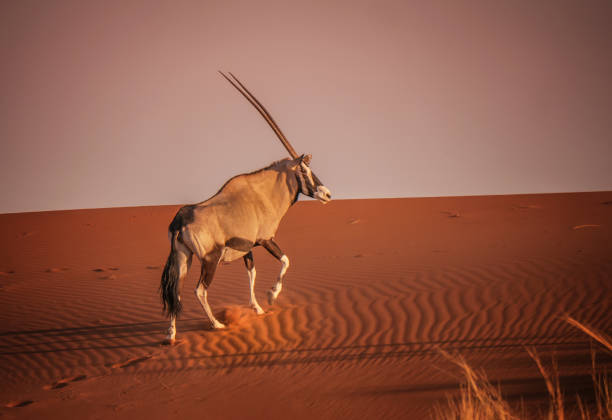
[
  {"xmin": 244, "ymin": 252, "xmax": 264, "ymax": 315},
  {"xmin": 261, "ymin": 239, "xmax": 289, "ymax": 305},
  {"xmin": 268, "ymin": 255, "xmax": 289, "ymax": 304},
  {"xmin": 194, "ymin": 256, "xmax": 225, "ymax": 329}
]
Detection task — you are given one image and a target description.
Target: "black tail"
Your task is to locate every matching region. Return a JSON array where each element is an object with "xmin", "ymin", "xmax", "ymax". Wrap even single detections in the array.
[{"xmin": 160, "ymin": 231, "xmax": 182, "ymax": 317}]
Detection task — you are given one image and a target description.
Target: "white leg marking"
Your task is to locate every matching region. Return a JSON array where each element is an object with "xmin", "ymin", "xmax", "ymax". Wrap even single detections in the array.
[
  {"xmin": 268, "ymin": 255, "xmax": 289, "ymax": 304},
  {"xmin": 248, "ymin": 267, "xmax": 264, "ymax": 315},
  {"xmin": 165, "ymin": 315, "xmax": 176, "ymax": 343},
  {"xmin": 195, "ymin": 283, "xmax": 226, "ymax": 329}
]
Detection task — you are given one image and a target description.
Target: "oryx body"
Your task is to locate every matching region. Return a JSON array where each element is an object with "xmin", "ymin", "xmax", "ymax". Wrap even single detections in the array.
[{"xmin": 160, "ymin": 73, "xmax": 331, "ymax": 343}]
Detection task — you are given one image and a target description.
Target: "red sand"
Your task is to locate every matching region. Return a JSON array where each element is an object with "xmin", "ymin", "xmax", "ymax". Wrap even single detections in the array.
[{"xmin": 1, "ymin": 192, "xmax": 611, "ymax": 419}]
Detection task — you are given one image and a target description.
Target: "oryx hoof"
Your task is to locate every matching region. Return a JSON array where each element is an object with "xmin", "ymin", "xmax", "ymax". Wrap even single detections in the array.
[
  {"xmin": 211, "ymin": 321, "xmax": 226, "ymax": 330},
  {"xmin": 252, "ymin": 305, "xmax": 265, "ymax": 315},
  {"xmin": 163, "ymin": 336, "xmax": 176, "ymax": 345}
]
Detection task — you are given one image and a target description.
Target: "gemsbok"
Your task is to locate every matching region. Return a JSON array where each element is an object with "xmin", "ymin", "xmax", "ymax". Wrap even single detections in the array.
[{"xmin": 160, "ymin": 72, "xmax": 332, "ymax": 343}]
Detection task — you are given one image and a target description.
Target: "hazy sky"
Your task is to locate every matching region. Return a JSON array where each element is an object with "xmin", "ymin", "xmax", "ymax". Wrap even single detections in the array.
[{"xmin": 2, "ymin": 1, "xmax": 611, "ymax": 213}]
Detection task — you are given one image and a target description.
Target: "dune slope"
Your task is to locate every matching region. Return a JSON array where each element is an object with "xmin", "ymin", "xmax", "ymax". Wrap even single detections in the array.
[{"xmin": 1, "ymin": 192, "xmax": 611, "ymax": 418}]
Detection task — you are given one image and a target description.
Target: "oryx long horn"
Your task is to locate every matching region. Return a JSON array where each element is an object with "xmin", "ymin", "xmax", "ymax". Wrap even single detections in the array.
[{"xmin": 219, "ymin": 71, "xmax": 299, "ymax": 159}]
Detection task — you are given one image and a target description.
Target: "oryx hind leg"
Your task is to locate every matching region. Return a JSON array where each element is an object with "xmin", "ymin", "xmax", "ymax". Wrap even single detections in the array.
[
  {"xmin": 243, "ymin": 251, "xmax": 264, "ymax": 315},
  {"xmin": 165, "ymin": 242, "xmax": 192, "ymax": 344},
  {"xmin": 194, "ymin": 253, "xmax": 226, "ymax": 329},
  {"xmin": 261, "ymin": 239, "xmax": 289, "ymax": 305}
]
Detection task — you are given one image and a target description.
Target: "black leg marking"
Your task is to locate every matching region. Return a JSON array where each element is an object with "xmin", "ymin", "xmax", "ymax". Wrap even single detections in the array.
[
  {"xmin": 261, "ymin": 239, "xmax": 289, "ymax": 305},
  {"xmin": 195, "ymin": 251, "xmax": 226, "ymax": 329},
  {"xmin": 244, "ymin": 251, "xmax": 264, "ymax": 314},
  {"xmin": 199, "ymin": 252, "xmax": 220, "ymax": 289},
  {"xmin": 260, "ymin": 239, "xmax": 283, "ymax": 260},
  {"xmin": 243, "ymin": 251, "xmax": 254, "ymax": 271}
]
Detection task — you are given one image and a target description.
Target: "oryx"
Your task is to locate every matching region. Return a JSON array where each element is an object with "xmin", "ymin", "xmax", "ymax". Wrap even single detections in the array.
[{"xmin": 160, "ymin": 72, "xmax": 332, "ymax": 344}]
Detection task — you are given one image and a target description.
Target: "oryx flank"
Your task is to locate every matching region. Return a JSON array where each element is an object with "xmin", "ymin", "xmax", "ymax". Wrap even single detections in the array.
[{"xmin": 160, "ymin": 72, "xmax": 332, "ymax": 344}]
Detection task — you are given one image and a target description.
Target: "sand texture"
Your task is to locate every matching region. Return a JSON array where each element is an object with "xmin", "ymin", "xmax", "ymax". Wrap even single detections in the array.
[{"xmin": 1, "ymin": 192, "xmax": 611, "ymax": 418}]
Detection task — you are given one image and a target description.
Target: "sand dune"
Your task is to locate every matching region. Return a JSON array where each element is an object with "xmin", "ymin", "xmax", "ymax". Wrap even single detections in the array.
[{"xmin": 1, "ymin": 192, "xmax": 611, "ymax": 418}]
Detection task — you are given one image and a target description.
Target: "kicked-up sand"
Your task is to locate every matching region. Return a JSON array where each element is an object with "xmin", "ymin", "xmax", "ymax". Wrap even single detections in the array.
[{"xmin": 0, "ymin": 192, "xmax": 611, "ymax": 419}]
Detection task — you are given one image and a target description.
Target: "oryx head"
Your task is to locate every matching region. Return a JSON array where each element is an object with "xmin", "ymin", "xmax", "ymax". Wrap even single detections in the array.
[
  {"xmin": 219, "ymin": 71, "xmax": 332, "ymax": 204},
  {"xmin": 292, "ymin": 153, "xmax": 331, "ymax": 203}
]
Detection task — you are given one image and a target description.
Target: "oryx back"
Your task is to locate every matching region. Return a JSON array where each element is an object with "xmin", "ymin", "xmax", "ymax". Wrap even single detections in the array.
[{"xmin": 171, "ymin": 160, "xmax": 298, "ymax": 263}]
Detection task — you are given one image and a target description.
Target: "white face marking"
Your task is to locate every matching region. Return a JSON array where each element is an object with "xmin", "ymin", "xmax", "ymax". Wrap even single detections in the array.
[
  {"xmin": 301, "ymin": 163, "xmax": 315, "ymax": 186},
  {"xmin": 314, "ymin": 185, "xmax": 332, "ymax": 204},
  {"xmin": 300, "ymin": 163, "xmax": 331, "ymax": 203}
]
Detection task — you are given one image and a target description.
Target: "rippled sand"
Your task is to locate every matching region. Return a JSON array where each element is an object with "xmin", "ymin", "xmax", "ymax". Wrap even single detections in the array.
[{"xmin": 1, "ymin": 192, "xmax": 611, "ymax": 418}]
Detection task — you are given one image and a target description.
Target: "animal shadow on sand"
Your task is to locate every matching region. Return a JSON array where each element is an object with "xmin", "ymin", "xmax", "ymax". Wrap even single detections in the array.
[
  {"xmin": 156, "ymin": 333, "xmax": 602, "ymax": 372},
  {"xmin": 0, "ymin": 318, "xmax": 213, "ymax": 356}
]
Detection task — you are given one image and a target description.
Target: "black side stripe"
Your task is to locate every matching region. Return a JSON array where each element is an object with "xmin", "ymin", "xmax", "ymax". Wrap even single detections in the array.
[{"xmin": 225, "ymin": 237, "xmax": 254, "ymax": 252}]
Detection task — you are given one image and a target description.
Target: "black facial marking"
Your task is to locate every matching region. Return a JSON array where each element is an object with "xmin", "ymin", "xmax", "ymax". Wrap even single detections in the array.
[
  {"xmin": 286, "ymin": 168, "xmax": 301, "ymax": 205},
  {"xmin": 225, "ymin": 237, "xmax": 254, "ymax": 252},
  {"xmin": 296, "ymin": 166, "xmax": 312, "ymax": 197}
]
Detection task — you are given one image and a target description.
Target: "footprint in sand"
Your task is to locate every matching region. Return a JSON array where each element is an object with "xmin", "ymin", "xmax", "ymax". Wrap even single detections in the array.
[
  {"xmin": 110, "ymin": 355, "xmax": 152, "ymax": 369},
  {"xmin": 44, "ymin": 374, "xmax": 88, "ymax": 390},
  {"xmin": 146, "ymin": 265, "xmax": 160, "ymax": 270},
  {"xmin": 46, "ymin": 267, "xmax": 69, "ymax": 273},
  {"xmin": 572, "ymin": 224, "xmax": 601, "ymax": 230},
  {"xmin": 441, "ymin": 211, "xmax": 460, "ymax": 218},
  {"xmin": 0, "ymin": 270, "xmax": 15, "ymax": 276},
  {"xmin": 514, "ymin": 204, "xmax": 542, "ymax": 210},
  {"xmin": 5, "ymin": 400, "xmax": 35, "ymax": 408},
  {"xmin": 93, "ymin": 268, "xmax": 119, "ymax": 276}
]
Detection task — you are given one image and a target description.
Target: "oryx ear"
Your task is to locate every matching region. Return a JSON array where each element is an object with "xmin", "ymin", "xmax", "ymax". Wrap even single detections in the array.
[{"xmin": 301, "ymin": 154, "xmax": 312, "ymax": 166}]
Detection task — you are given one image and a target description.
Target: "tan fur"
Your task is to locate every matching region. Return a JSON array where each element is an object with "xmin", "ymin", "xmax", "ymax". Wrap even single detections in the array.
[{"xmin": 180, "ymin": 159, "xmax": 298, "ymax": 262}]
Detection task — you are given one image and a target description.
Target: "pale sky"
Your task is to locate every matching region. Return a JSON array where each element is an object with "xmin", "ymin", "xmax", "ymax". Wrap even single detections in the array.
[{"xmin": 2, "ymin": 1, "xmax": 611, "ymax": 214}]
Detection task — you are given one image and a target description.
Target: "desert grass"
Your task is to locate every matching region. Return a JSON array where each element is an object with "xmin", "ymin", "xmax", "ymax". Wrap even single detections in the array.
[
  {"xmin": 433, "ymin": 317, "xmax": 611, "ymax": 420},
  {"xmin": 564, "ymin": 316, "xmax": 612, "ymax": 352},
  {"xmin": 565, "ymin": 316, "xmax": 612, "ymax": 420},
  {"xmin": 434, "ymin": 349, "xmax": 517, "ymax": 420},
  {"xmin": 525, "ymin": 347, "xmax": 564, "ymax": 420}
]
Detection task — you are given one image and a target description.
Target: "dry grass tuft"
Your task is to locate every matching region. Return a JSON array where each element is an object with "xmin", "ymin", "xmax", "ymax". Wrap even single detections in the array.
[
  {"xmin": 525, "ymin": 347, "xmax": 564, "ymax": 420},
  {"xmin": 434, "ymin": 349, "xmax": 517, "ymax": 420},
  {"xmin": 564, "ymin": 317, "xmax": 612, "ymax": 419},
  {"xmin": 433, "ymin": 317, "xmax": 612, "ymax": 420},
  {"xmin": 565, "ymin": 315, "xmax": 612, "ymax": 352}
]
